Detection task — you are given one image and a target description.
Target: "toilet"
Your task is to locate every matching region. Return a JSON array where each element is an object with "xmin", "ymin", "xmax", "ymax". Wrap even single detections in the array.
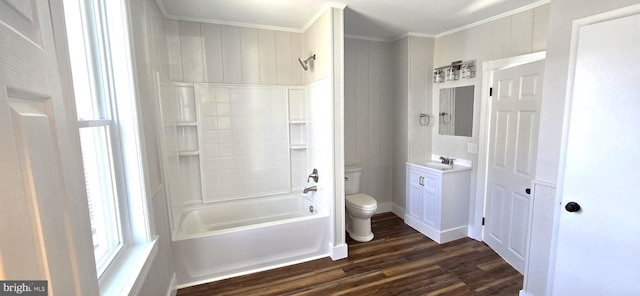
[{"xmin": 345, "ymin": 166, "xmax": 378, "ymax": 242}]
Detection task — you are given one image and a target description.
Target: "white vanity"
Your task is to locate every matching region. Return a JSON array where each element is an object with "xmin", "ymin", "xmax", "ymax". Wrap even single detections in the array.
[{"xmin": 405, "ymin": 160, "xmax": 471, "ymax": 243}]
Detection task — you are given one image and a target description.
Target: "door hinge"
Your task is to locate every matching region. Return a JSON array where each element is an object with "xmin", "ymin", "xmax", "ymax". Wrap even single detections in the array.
[
  {"xmin": 482, "ymin": 217, "xmax": 485, "ymax": 225},
  {"xmin": 489, "ymin": 87, "xmax": 493, "ymax": 96}
]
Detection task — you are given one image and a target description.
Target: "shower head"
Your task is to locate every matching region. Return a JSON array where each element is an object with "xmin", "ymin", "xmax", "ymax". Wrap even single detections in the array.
[
  {"xmin": 298, "ymin": 54, "xmax": 316, "ymax": 71},
  {"xmin": 298, "ymin": 57, "xmax": 309, "ymax": 71}
]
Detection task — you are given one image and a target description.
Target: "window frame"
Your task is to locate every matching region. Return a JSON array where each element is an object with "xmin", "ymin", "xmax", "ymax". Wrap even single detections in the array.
[{"xmin": 63, "ymin": 0, "xmax": 156, "ymax": 293}]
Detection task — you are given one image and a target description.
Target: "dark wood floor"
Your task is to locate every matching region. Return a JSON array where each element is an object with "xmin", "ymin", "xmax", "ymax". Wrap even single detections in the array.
[{"xmin": 177, "ymin": 213, "xmax": 523, "ymax": 296}]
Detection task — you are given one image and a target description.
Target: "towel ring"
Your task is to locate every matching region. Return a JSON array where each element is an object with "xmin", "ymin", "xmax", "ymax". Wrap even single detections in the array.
[
  {"xmin": 419, "ymin": 113, "xmax": 430, "ymax": 126},
  {"xmin": 440, "ymin": 112, "xmax": 452, "ymax": 124}
]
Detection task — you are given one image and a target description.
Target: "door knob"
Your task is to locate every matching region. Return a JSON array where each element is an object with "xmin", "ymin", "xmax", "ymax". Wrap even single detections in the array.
[
  {"xmin": 525, "ymin": 188, "xmax": 531, "ymax": 194},
  {"xmin": 565, "ymin": 202, "xmax": 581, "ymax": 213}
]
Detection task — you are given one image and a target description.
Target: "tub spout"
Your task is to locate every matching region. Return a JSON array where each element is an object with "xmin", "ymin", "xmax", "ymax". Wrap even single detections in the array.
[{"xmin": 303, "ymin": 186, "xmax": 317, "ymax": 194}]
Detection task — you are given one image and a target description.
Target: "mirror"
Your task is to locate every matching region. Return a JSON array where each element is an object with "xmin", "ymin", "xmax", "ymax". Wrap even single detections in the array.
[{"xmin": 439, "ymin": 85, "xmax": 474, "ymax": 137}]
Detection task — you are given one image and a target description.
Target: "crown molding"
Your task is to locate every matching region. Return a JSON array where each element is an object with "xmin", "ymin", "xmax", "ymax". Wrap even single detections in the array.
[{"xmin": 435, "ymin": 0, "xmax": 550, "ymax": 38}]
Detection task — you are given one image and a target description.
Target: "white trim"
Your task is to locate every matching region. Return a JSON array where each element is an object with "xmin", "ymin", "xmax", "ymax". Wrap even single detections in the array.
[
  {"xmin": 391, "ymin": 32, "xmax": 436, "ymax": 42},
  {"xmin": 472, "ymin": 51, "xmax": 546, "ymax": 241},
  {"xmin": 376, "ymin": 202, "xmax": 393, "ymax": 214},
  {"xmin": 302, "ymin": 2, "xmax": 347, "ymax": 32},
  {"xmin": 345, "ymin": 34, "xmax": 390, "ymax": 42},
  {"xmin": 164, "ymin": 15, "xmax": 303, "ymax": 33},
  {"xmin": 330, "ymin": 243, "xmax": 348, "ymax": 260},
  {"xmin": 99, "ymin": 238, "xmax": 158, "ymax": 296},
  {"xmin": 436, "ymin": 0, "xmax": 550, "ymax": 38},
  {"xmin": 176, "ymin": 253, "xmax": 329, "ymax": 289},
  {"xmin": 166, "ymin": 273, "xmax": 177, "ymax": 296},
  {"xmin": 153, "ymin": 0, "xmax": 169, "ymax": 18},
  {"xmin": 155, "ymin": 2, "xmax": 346, "ymax": 34},
  {"xmin": 391, "ymin": 203, "xmax": 405, "ymax": 219}
]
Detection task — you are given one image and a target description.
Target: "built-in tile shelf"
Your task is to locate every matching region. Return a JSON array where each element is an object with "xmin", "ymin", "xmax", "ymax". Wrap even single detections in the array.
[
  {"xmin": 289, "ymin": 120, "xmax": 306, "ymax": 124},
  {"xmin": 179, "ymin": 150, "xmax": 200, "ymax": 156},
  {"xmin": 177, "ymin": 121, "xmax": 197, "ymax": 127},
  {"xmin": 290, "ymin": 145, "xmax": 307, "ymax": 150}
]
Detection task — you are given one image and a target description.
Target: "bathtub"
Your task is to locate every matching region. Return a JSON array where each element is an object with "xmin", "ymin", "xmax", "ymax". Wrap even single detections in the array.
[{"xmin": 172, "ymin": 194, "xmax": 330, "ymax": 288}]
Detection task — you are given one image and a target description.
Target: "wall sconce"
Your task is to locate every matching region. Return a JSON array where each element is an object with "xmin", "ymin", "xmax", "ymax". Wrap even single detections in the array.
[{"xmin": 433, "ymin": 60, "xmax": 475, "ymax": 83}]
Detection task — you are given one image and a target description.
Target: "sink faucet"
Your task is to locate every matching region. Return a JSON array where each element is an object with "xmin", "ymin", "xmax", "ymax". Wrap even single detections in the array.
[
  {"xmin": 303, "ymin": 186, "xmax": 317, "ymax": 194},
  {"xmin": 439, "ymin": 156, "xmax": 455, "ymax": 165}
]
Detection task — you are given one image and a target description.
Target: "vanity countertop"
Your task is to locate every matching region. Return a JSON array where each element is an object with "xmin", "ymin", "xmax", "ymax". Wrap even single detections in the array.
[{"xmin": 406, "ymin": 161, "xmax": 472, "ymax": 173}]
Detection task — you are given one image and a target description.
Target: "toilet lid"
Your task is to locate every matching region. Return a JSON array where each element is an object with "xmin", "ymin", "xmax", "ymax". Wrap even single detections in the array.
[{"xmin": 346, "ymin": 194, "xmax": 377, "ymax": 210}]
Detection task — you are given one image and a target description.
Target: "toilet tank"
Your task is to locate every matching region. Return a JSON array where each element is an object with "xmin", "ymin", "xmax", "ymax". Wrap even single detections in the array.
[{"xmin": 345, "ymin": 166, "xmax": 362, "ymax": 195}]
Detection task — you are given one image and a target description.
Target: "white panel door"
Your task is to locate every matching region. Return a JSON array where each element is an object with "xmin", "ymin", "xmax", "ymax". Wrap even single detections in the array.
[
  {"xmin": 0, "ymin": 0, "xmax": 94, "ymax": 294},
  {"xmin": 552, "ymin": 10, "xmax": 640, "ymax": 295},
  {"xmin": 485, "ymin": 60, "xmax": 544, "ymax": 273}
]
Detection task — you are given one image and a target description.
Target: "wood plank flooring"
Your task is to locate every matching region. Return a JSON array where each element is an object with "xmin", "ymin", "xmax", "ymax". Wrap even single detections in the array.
[{"xmin": 177, "ymin": 213, "xmax": 523, "ymax": 296}]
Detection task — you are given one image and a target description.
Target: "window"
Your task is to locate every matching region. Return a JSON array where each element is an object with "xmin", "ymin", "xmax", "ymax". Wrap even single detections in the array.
[{"xmin": 64, "ymin": 0, "xmax": 152, "ymax": 283}]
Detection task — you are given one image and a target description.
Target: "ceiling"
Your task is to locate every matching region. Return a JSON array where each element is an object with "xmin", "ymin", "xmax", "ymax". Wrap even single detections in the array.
[{"xmin": 157, "ymin": 0, "xmax": 547, "ymax": 40}]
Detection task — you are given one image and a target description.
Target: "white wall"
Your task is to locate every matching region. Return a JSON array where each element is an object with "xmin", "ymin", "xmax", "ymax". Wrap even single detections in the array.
[
  {"xmin": 388, "ymin": 36, "xmax": 435, "ymax": 213},
  {"xmin": 302, "ymin": 7, "xmax": 347, "ymax": 258},
  {"xmin": 344, "ymin": 38, "xmax": 393, "ymax": 210},
  {"xmin": 408, "ymin": 36, "xmax": 435, "ymax": 164},
  {"xmin": 166, "ymin": 20, "xmax": 304, "ymax": 85},
  {"xmin": 390, "ymin": 37, "xmax": 409, "ymax": 213}
]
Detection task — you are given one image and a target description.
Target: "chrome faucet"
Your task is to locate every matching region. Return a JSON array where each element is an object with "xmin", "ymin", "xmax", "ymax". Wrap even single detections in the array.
[
  {"xmin": 439, "ymin": 156, "xmax": 455, "ymax": 166},
  {"xmin": 303, "ymin": 186, "xmax": 317, "ymax": 194}
]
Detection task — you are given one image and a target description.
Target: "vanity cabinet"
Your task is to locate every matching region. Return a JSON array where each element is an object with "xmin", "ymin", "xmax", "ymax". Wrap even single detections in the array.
[{"xmin": 405, "ymin": 162, "xmax": 471, "ymax": 243}]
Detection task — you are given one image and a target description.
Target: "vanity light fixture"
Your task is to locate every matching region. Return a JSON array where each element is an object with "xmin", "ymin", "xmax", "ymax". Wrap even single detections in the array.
[{"xmin": 433, "ymin": 60, "xmax": 475, "ymax": 83}]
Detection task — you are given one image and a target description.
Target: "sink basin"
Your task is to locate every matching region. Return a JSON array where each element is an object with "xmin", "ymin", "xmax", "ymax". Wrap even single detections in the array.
[{"xmin": 423, "ymin": 162, "xmax": 453, "ymax": 170}]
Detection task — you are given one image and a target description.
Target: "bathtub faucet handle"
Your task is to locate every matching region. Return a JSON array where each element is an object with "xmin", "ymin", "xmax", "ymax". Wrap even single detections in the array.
[{"xmin": 308, "ymin": 168, "xmax": 319, "ymax": 183}]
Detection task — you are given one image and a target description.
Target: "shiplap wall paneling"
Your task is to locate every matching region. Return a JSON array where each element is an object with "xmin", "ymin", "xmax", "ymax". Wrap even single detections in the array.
[
  {"xmin": 532, "ymin": 4, "xmax": 550, "ymax": 52},
  {"xmin": 201, "ymin": 23, "xmax": 224, "ymax": 83},
  {"xmin": 168, "ymin": 21, "xmax": 303, "ymax": 86},
  {"xmin": 259, "ymin": 29, "xmax": 278, "ymax": 85},
  {"xmin": 276, "ymin": 32, "xmax": 293, "ymax": 85},
  {"xmin": 167, "ymin": 20, "xmax": 183, "ymax": 82},
  {"xmin": 290, "ymin": 33, "xmax": 303, "ymax": 86},
  {"xmin": 354, "ymin": 39, "xmax": 370, "ymax": 195},
  {"xmin": 179, "ymin": 21, "xmax": 205, "ymax": 82},
  {"xmin": 344, "ymin": 38, "xmax": 392, "ymax": 206},
  {"xmin": 367, "ymin": 41, "xmax": 383, "ymax": 204},
  {"xmin": 240, "ymin": 28, "xmax": 260, "ymax": 84},
  {"xmin": 221, "ymin": 26, "xmax": 243, "ymax": 84},
  {"xmin": 509, "ymin": 10, "xmax": 535, "ymax": 57}
]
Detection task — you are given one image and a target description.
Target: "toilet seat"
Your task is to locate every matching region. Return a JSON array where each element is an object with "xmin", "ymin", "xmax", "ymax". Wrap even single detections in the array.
[{"xmin": 346, "ymin": 194, "xmax": 377, "ymax": 210}]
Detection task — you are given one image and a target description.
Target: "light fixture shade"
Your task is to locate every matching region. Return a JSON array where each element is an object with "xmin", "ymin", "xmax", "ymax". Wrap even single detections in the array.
[
  {"xmin": 433, "ymin": 69, "xmax": 443, "ymax": 83},
  {"xmin": 445, "ymin": 66, "xmax": 458, "ymax": 81},
  {"xmin": 460, "ymin": 62, "xmax": 475, "ymax": 79}
]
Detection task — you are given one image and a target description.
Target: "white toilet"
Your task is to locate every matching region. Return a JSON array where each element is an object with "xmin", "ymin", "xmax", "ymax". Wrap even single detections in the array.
[{"xmin": 345, "ymin": 166, "xmax": 378, "ymax": 242}]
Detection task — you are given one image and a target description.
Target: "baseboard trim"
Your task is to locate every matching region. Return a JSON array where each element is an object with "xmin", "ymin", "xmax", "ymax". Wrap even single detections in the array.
[
  {"xmin": 376, "ymin": 202, "xmax": 393, "ymax": 214},
  {"xmin": 167, "ymin": 273, "xmax": 177, "ymax": 296},
  {"xmin": 392, "ymin": 203, "xmax": 405, "ymax": 219},
  {"xmin": 330, "ymin": 243, "xmax": 348, "ymax": 260}
]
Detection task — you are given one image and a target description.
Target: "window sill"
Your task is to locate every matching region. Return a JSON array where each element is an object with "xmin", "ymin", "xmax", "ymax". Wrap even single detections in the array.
[{"xmin": 98, "ymin": 236, "xmax": 158, "ymax": 296}]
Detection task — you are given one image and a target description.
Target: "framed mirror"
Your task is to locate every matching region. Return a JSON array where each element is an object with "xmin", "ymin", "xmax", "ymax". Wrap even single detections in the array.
[{"xmin": 439, "ymin": 85, "xmax": 474, "ymax": 137}]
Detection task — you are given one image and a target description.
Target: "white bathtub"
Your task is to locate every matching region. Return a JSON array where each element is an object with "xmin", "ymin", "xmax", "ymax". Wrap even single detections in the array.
[{"xmin": 172, "ymin": 194, "xmax": 330, "ymax": 288}]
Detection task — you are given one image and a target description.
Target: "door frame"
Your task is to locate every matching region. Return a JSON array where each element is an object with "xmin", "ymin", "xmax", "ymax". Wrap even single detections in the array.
[{"xmin": 470, "ymin": 51, "xmax": 546, "ymax": 241}]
